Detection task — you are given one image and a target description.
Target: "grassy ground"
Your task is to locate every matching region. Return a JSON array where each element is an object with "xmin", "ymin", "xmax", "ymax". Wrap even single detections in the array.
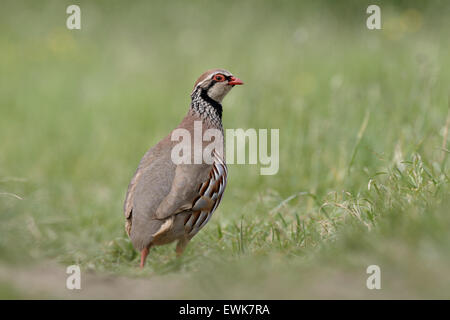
[{"xmin": 0, "ymin": 0, "xmax": 449, "ymax": 298}]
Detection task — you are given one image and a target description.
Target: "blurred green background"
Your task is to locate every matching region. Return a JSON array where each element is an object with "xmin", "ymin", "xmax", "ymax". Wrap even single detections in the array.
[{"xmin": 0, "ymin": 0, "xmax": 449, "ymax": 298}]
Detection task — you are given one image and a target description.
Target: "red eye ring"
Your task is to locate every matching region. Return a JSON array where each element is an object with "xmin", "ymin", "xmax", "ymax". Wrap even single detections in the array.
[{"xmin": 213, "ymin": 74, "xmax": 225, "ymax": 82}]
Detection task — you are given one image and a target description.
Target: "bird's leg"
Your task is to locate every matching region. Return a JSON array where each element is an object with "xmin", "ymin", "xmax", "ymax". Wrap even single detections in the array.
[
  {"xmin": 140, "ymin": 246, "xmax": 150, "ymax": 268},
  {"xmin": 175, "ymin": 238, "xmax": 190, "ymax": 257}
]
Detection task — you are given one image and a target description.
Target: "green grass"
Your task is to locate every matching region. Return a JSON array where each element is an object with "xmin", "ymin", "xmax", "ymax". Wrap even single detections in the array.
[{"xmin": 0, "ymin": 0, "xmax": 449, "ymax": 298}]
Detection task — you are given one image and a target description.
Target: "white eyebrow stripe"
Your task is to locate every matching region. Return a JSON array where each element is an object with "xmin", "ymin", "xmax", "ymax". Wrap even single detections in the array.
[{"xmin": 194, "ymin": 71, "xmax": 233, "ymax": 89}]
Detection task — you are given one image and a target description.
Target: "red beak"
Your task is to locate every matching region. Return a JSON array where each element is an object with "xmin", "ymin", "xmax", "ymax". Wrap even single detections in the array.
[{"xmin": 228, "ymin": 76, "xmax": 244, "ymax": 85}]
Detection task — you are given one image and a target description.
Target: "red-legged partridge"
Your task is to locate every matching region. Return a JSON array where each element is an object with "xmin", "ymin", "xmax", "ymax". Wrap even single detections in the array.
[{"xmin": 124, "ymin": 69, "xmax": 243, "ymax": 267}]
